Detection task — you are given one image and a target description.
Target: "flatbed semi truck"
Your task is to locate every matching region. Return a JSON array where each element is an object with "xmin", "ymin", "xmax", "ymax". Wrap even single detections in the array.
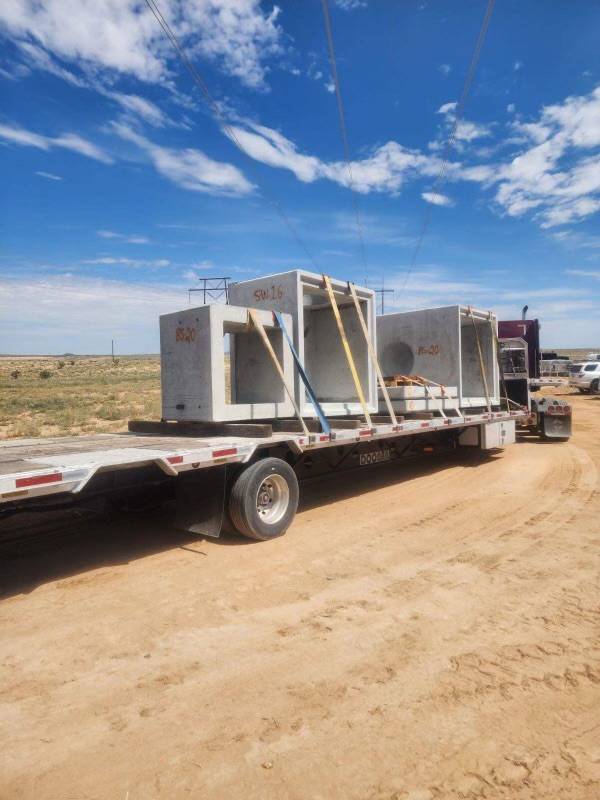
[{"xmin": 0, "ymin": 409, "xmax": 524, "ymax": 541}]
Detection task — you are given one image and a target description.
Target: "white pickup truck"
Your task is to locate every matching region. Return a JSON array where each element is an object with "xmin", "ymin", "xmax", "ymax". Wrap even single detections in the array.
[{"xmin": 569, "ymin": 362, "xmax": 600, "ymax": 393}]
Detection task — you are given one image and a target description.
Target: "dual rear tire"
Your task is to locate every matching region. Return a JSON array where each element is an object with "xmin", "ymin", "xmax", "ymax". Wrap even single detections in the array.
[{"xmin": 228, "ymin": 457, "xmax": 299, "ymax": 541}]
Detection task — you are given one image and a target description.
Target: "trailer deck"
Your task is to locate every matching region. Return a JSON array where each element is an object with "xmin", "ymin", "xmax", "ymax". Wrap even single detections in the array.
[{"xmin": 0, "ymin": 409, "xmax": 525, "ymax": 504}]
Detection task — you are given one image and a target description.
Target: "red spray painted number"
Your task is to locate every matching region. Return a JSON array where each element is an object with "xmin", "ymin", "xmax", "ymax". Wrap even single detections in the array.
[
  {"xmin": 418, "ymin": 345, "xmax": 440, "ymax": 355},
  {"xmin": 176, "ymin": 326, "xmax": 196, "ymax": 342},
  {"xmin": 254, "ymin": 285, "xmax": 283, "ymax": 303}
]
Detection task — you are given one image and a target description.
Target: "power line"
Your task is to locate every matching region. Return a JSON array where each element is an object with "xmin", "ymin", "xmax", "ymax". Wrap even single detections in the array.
[
  {"xmin": 143, "ymin": 0, "xmax": 320, "ymax": 272},
  {"xmin": 396, "ymin": 0, "xmax": 495, "ymax": 297},
  {"xmin": 322, "ymin": 0, "xmax": 370, "ymax": 287}
]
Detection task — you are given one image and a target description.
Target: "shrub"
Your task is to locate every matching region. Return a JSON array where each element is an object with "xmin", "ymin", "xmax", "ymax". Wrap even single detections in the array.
[
  {"xmin": 57, "ymin": 360, "xmax": 66, "ymax": 369},
  {"xmin": 69, "ymin": 360, "xmax": 75, "ymax": 366},
  {"xmin": 39, "ymin": 370, "xmax": 52, "ymax": 380},
  {"xmin": 11, "ymin": 370, "xmax": 20, "ymax": 379}
]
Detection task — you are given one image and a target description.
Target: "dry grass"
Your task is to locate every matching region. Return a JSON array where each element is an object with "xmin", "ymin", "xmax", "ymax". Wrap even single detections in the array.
[{"xmin": 0, "ymin": 356, "xmax": 162, "ymax": 440}]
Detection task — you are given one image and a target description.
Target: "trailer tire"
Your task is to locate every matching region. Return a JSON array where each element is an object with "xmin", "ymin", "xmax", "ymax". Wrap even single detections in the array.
[{"xmin": 229, "ymin": 458, "xmax": 299, "ymax": 541}]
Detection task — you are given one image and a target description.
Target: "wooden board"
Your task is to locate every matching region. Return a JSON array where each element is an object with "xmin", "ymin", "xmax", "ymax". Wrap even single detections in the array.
[{"xmin": 128, "ymin": 420, "xmax": 273, "ymax": 439}]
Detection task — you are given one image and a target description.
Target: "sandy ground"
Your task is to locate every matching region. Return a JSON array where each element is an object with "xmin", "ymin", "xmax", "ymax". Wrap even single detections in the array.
[{"xmin": 1, "ymin": 387, "xmax": 599, "ymax": 800}]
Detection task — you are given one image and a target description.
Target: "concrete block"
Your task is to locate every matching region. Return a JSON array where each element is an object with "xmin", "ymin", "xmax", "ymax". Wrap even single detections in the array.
[
  {"xmin": 229, "ymin": 270, "xmax": 378, "ymax": 417},
  {"xmin": 160, "ymin": 304, "xmax": 295, "ymax": 422},
  {"xmin": 380, "ymin": 385, "xmax": 458, "ymax": 399},
  {"xmin": 377, "ymin": 305, "xmax": 499, "ymax": 408},
  {"xmin": 381, "ymin": 397, "xmax": 459, "ymax": 414}
]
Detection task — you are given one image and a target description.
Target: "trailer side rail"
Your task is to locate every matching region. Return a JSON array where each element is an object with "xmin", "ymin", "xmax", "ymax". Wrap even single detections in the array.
[{"xmin": 0, "ymin": 410, "xmax": 526, "ymax": 505}]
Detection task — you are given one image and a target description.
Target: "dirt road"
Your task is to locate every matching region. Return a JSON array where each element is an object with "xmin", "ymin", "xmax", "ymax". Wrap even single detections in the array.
[{"xmin": 1, "ymin": 388, "xmax": 599, "ymax": 799}]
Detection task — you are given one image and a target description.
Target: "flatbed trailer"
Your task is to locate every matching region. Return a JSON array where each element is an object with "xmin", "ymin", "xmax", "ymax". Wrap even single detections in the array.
[{"xmin": 0, "ymin": 409, "xmax": 526, "ymax": 541}]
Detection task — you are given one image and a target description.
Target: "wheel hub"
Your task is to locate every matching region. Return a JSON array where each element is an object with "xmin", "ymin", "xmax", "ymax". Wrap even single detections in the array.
[{"xmin": 256, "ymin": 474, "xmax": 289, "ymax": 525}]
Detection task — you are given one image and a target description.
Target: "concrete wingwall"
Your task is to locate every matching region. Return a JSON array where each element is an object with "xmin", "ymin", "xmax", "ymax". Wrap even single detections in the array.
[{"xmin": 160, "ymin": 304, "xmax": 295, "ymax": 422}]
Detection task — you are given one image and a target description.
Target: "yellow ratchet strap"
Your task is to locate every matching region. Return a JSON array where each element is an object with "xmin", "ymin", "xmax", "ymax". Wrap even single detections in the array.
[
  {"xmin": 467, "ymin": 306, "xmax": 492, "ymax": 413},
  {"xmin": 322, "ymin": 274, "xmax": 372, "ymax": 426},
  {"xmin": 347, "ymin": 281, "xmax": 397, "ymax": 425}
]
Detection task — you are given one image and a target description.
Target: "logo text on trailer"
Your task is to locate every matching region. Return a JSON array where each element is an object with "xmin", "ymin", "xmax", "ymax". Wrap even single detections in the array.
[{"xmin": 360, "ymin": 450, "xmax": 391, "ymax": 466}]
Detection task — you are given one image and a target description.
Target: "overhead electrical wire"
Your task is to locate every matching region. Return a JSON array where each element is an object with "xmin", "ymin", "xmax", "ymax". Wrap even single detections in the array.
[
  {"xmin": 396, "ymin": 0, "xmax": 496, "ymax": 297},
  {"xmin": 322, "ymin": 0, "xmax": 370, "ymax": 287},
  {"xmin": 143, "ymin": 0, "xmax": 320, "ymax": 272}
]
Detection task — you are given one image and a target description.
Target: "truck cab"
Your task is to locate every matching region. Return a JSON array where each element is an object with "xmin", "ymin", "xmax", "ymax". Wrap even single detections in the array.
[{"xmin": 498, "ymin": 320, "xmax": 572, "ymax": 441}]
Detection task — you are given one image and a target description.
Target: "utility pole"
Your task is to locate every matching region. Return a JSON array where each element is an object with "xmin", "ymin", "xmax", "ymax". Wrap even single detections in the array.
[
  {"xmin": 373, "ymin": 287, "xmax": 394, "ymax": 315},
  {"xmin": 188, "ymin": 277, "xmax": 230, "ymax": 305},
  {"xmin": 111, "ymin": 339, "xmax": 115, "ymax": 362}
]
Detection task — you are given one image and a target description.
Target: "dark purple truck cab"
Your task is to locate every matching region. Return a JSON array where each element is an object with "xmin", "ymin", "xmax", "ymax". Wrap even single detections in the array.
[{"xmin": 498, "ymin": 319, "xmax": 541, "ymax": 380}]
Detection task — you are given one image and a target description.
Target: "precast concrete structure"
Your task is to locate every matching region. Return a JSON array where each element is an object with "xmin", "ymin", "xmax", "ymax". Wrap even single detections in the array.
[
  {"xmin": 160, "ymin": 304, "xmax": 295, "ymax": 422},
  {"xmin": 377, "ymin": 305, "xmax": 500, "ymax": 408},
  {"xmin": 229, "ymin": 270, "xmax": 378, "ymax": 417}
]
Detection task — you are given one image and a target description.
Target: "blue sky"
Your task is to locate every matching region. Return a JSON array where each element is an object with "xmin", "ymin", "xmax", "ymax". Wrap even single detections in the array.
[{"xmin": 1, "ymin": 0, "xmax": 599, "ymax": 354}]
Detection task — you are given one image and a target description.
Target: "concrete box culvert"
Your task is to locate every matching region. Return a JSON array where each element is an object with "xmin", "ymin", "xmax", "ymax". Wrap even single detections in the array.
[
  {"xmin": 376, "ymin": 305, "xmax": 500, "ymax": 409},
  {"xmin": 229, "ymin": 270, "xmax": 378, "ymax": 417}
]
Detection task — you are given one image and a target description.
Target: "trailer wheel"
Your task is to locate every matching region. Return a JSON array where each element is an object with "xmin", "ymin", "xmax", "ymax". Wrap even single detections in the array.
[{"xmin": 229, "ymin": 458, "xmax": 299, "ymax": 540}]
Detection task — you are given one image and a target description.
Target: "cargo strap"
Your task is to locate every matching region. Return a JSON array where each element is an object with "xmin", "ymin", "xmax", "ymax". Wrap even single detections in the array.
[
  {"xmin": 247, "ymin": 309, "xmax": 310, "ymax": 437},
  {"xmin": 322, "ymin": 274, "xmax": 372, "ymax": 426},
  {"xmin": 490, "ymin": 321, "xmax": 511, "ymax": 412},
  {"xmin": 272, "ymin": 310, "xmax": 331, "ymax": 436},
  {"xmin": 467, "ymin": 306, "xmax": 492, "ymax": 413},
  {"xmin": 347, "ymin": 282, "xmax": 397, "ymax": 425}
]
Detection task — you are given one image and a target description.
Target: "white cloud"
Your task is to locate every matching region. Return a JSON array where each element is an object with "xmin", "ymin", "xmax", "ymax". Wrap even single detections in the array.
[
  {"xmin": 431, "ymin": 104, "xmax": 493, "ymax": 153},
  {"xmin": 494, "ymin": 85, "xmax": 600, "ymax": 228},
  {"xmin": 0, "ymin": 122, "xmax": 113, "ymax": 163},
  {"xmin": 0, "ymin": 273, "xmax": 188, "ymax": 354},
  {"xmin": 112, "ymin": 122, "xmax": 254, "ymax": 197},
  {"xmin": 184, "ymin": 1, "xmax": 284, "ymax": 91},
  {"xmin": 109, "ymin": 92, "xmax": 167, "ymax": 126},
  {"xmin": 437, "ymin": 102, "xmax": 457, "ymax": 115},
  {"xmin": 84, "ymin": 257, "xmax": 170, "ymax": 267},
  {"xmin": 0, "ymin": 0, "xmax": 285, "ymax": 91},
  {"xmin": 514, "ymin": 60, "xmax": 523, "ymax": 71},
  {"xmin": 226, "ymin": 119, "xmax": 497, "ymax": 197},
  {"xmin": 226, "ymin": 121, "xmax": 323, "ymax": 183},
  {"xmin": 567, "ymin": 269, "xmax": 600, "ymax": 280},
  {"xmin": 183, "ymin": 262, "xmax": 217, "ymax": 282},
  {"xmin": 96, "ymin": 231, "xmax": 151, "ymax": 245},
  {"xmin": 551, "ymin": 229, "xmax": 600, "ymax": 250},
  {"xmin": 227, "ymin": 119, "xmax": 445, "ymax": 194},
  {"xmin": 438, "ymin": 64, "xmax": 451, "ymax": 75},
  {"xmin": 507, "ymin": 103, "xmax": 516, "ymax": 114},
  {"xmin": 333, "ymin": 0, "xmax": 367, "ymax": 9},
  {"xmin": 35, "ymin": 171, "xmax": 62, "ymax": 181},
  {"xmin": 422, "ymin": 191, "xmax": 454, "ymax": 206}
]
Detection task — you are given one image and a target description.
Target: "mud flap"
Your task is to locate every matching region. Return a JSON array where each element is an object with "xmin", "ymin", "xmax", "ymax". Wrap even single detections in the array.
[
  {"xmin": 541, "ymin": 413, "xmax": 572, "ymax": 439},
  {"xmin": 172, "ymin": 466, "xmax": 227, "ymax": 537}
]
